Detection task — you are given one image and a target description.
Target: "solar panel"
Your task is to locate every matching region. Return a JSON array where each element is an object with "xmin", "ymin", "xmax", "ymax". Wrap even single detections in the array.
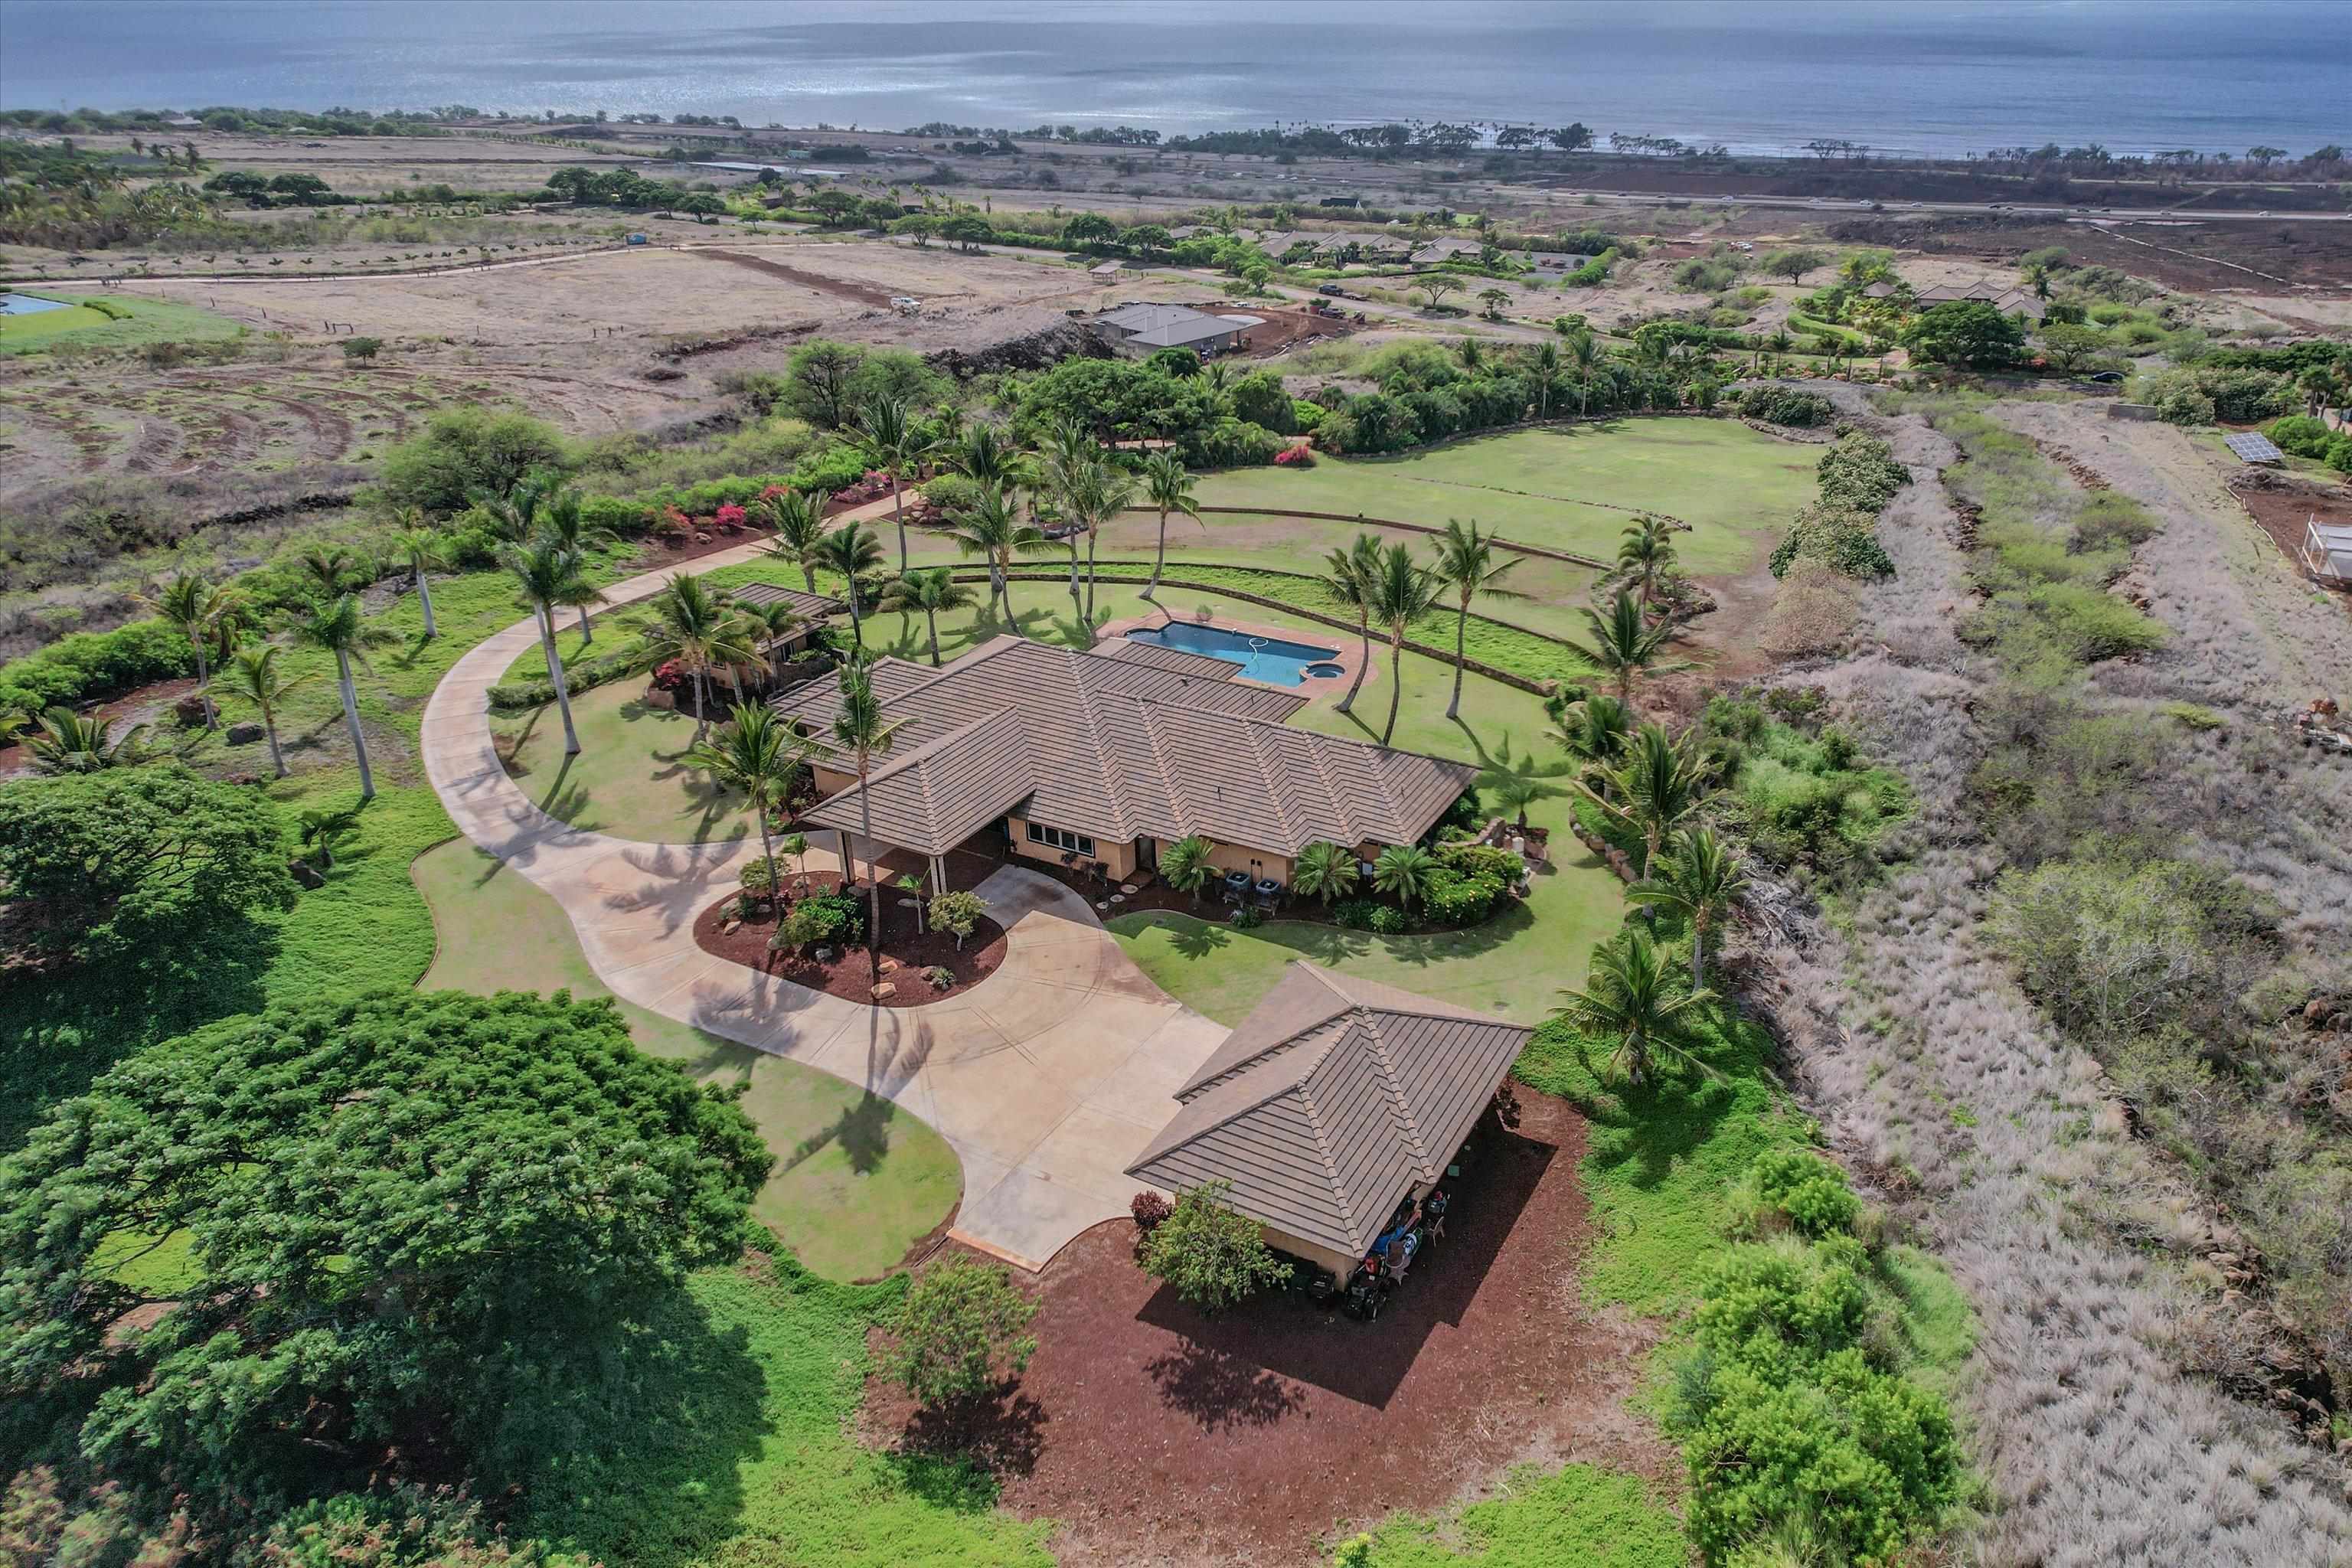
[{"xmin": 2225, "ymin": 432, "xmax": 2285, "ymax": 463}]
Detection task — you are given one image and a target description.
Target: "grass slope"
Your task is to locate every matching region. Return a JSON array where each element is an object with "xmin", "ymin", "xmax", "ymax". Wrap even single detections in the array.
[
  {"xmin": 1341, "ymin": 1463, "xmax": 1685, "ymax": 1568},
  {"xmin": 496, "ymin": 679, "xmax": 759, "ymax": 847},
  {"xmin": 0, "ymin": 290, "xmax": 247, "ymax": 354}
]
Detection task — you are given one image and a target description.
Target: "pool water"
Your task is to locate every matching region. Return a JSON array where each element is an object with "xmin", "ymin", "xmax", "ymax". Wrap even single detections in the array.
[
  {"xmin": 0, "ymin": 293, "xmax": 73, "ymax": 316},
  {"xmin": 1126, "ymin": 622, "xmax": 1343, "ymax": 687}
]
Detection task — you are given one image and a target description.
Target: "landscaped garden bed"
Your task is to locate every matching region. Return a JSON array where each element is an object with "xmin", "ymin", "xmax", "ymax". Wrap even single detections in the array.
[{"xmin": 692, "ymin": 870, "xmax": 1009, "ymax": 1006}]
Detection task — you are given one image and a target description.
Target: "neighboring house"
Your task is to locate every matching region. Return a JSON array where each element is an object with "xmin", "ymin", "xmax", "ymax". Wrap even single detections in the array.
[
  {"xmin": 773, "ymin": 635, "xmax": 1476, "ymax": 894},
  {"xmin": 1125, "ymin": 962, "xmax": 1534, "ymax": 1280},
  {"xmin": 2301, "ymin": 518, "xmax": 2352, "ymax": 583},
  {"xmin": 1089, "ymin": 259, "xmax": 1129, "ymax": 279},
  {"xmin": 731, "ymin": 583, "xmax": 847, "ymax": 665},
  {"xmin": 1089, "ymin": 301, "xmax": 1264, "ymax": 356}
]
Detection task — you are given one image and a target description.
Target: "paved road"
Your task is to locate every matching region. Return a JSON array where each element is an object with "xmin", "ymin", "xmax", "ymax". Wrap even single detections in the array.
[{"xmin": 419, "ymin": 537, "xmax": 1229, "ymax": 1269}]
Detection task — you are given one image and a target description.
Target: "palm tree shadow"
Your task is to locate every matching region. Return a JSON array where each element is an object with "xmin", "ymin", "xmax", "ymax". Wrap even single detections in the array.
[
  {"xmin": 1168, "ymin": 919, "xmax": 1231, "ymax": 959},
  {"xmin": 784, "ymin": 1090, "xmax": 897, "ymax": 1177}
]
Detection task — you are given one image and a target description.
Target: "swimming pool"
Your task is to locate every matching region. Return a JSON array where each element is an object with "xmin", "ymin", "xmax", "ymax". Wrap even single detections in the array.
[
  {"xmin": 1125, "ymin": 622, "xmax": 1344, "ymax": 687},
  {"xmin": 0, "ymin": 293, "xmax": 72, "ymax": 316}
]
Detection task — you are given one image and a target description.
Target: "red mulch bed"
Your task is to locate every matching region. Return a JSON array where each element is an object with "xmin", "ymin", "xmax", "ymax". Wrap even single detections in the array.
[
  {"xmin": 691, "ymin": 870, "xmax": 1008, "ymax": 1007},
  {"xmin": 859, "ymin": 1086, "xmax": 1675, "ymax": 1566}
]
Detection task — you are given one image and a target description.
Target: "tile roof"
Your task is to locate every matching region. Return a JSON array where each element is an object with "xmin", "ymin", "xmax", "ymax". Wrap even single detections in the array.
[
  {"xmin": 732, "ymin": 582, "xmax": 846, "ymax": 620},
  {"xmin": 1126, "ymin": 964, "xmax": 1532, "ymax": 1258},
  {"xmin": 778, "ymin": 637, "xmax": 1477, "ymax": 859},
  {"xmin": 1093, "ymin": 637, "xmax": 1243, "ymax": 680}
]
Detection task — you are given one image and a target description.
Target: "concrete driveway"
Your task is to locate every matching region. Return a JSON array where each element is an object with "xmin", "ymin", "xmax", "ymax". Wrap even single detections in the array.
[{"xmin": 420, "ymin": 541, "xmax": 1227, "ymax": 1269}]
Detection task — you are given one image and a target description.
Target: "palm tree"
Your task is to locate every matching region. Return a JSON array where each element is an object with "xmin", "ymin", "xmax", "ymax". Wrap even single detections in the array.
[
  {"xmin": 1627, "ymin": 826, "xmax": 1747, "ymax": 986},
  {"xmin": 502, "ymin": 541, "xmax": 599, "ymax": 756},
  {"xmin": 23, "ymin": 709, "xmax": 155, "ymax": 774},
  {"xmin": 1553, "ymin": 928, "xmax": 1710, "ymax": 1087},
  {"xmin": 1581, "ymin": 721, "xmax": 1703, "ymax": 876},
  {"xmin": 1321, "ymin": 535, "xmax": 1384, "ymax": 717},
  {"xmin": 1159, "ymin": 835, "xmax": 1216, "ymax": 909},
  {"xmin": 222, "ymin": 643, "xmax": 314, "ymax": 777},
  {"xmin": 1455, "ymin": 335, "xmax": 1485, "ymax": 371},
  {"xmin": 298, "ymin": 546, "xmax": 361, "ymax": 601},
  {"xmin": 1138, "ymin": 451, "xmax": 1200, "ymax": 601},
  {"xmin": 761, "ymin": 489, "xmax": 830, "ymax": 593},
  {"xmin": 1372, "ymin": 843, "xmax": 1436, "ymax": 912},
  {"xmin": 296, "ymin": 805, "xmax": 362, "ymax": 869},
  {"xmin": 830, "ymin": 662, "xmax": 901, "ymax": 965},
  {"xmin": 945, "ymin": 420, "xmax": 1031, "ymax": 494},
  {"xmin": 1431, "ymin": 518, "xmax": 1526, "ymax": 720},
  {"xmin": 949, "ymin": 480, "xmax": 1037, "ymax": 626},
  {"xmin": 1526, "ymin": 338, "xmax": 1563, "ymax": 421},
  {"xmin": 877, "ymin": 567, "xmax": 977, "ymax": 666},
  {"xmin": 854, "ymin": 394, "xmax": 935, "ymax": 573},
  {"xmin": 1292, "ymin": 841, "xmax": 1359, "ymax": 905},
  {"xmin": 1364, "ymin": 543, "xmax": 1443, "ymax": 745},
  {"xmin": 387, "ymin": 513, "xmax": 448, "ymax": 639},
  {"xmin": 688, "ymin": 702, "xmax": 805, "ymax": 910},
  {"xmin": 1566, "ymin": 328, "xmax": 1602, "ymax": 416},
  {"xmin": 1550, "ymin": 692, "xmax": 1633, "ymax": 776},
  {"xmin": 645, "ymin": 573, "xmax": 753, "ymax": 735},
  {"xmin": 290, "ymin": 594, "xmax": 380, "ymax": 800},
  {"xmin": 1616, "ymin": 515, "xmax": 1677, "ymax": 607},
  {"xmin": 469, "ymin": 472, "xmax": 551, "ymax": 544},
  {"xmin": 1566, "ymin": 590, "xmax": 1688, "ymax": 704},
  {"xmin": 1060, "ymin": 452, "xmax": 1135, "ymax": 629},
  {"xmin": 811, "ymin": 524, "xmax": 885, "ymax": 652},
  {"xmin": 136, "ymin": 571, "xmax": 239, "ymax": 730},
  {"xmin": 535, "ymin": 488, "xmax": 611, "ymax": 641}
]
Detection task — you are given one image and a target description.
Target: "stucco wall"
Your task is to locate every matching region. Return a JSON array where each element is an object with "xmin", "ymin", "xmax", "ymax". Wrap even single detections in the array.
[{"xmin": 1008, "ymin": 812, "xmax": 1139, "ymax": 880}]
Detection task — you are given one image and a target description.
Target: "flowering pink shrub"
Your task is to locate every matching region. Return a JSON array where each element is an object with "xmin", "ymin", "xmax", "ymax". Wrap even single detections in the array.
[
  {"xmin": 1274, "ymin": 446, "xmax": 1315, "ymax": 467},
  {"xmin": 649, "ymin": 659, "xmax": 689, "ymax": 691},
  {"xmin": 714, "ymin": 501, "xmax": 748, "ymax": 533}
]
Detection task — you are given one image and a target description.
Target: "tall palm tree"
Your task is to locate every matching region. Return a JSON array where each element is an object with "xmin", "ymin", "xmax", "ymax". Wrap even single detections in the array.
[
  {"xmin": 1050, "ymin": 450, "xmax": 1135, "ymax": 630},
  {"xmin": 761, "ymin": 489, "xmax": 830, "ymax": 593},
  {"xmin": 1431, "ymin": 518, "xmax": 1525, "ymax": 720},
  {"xmin": 1616, "ymin": 514, "xmax": 1677, "ymax": 607},
  {"xmin": 830, "ymin": 662, "xmax": 901, "ymax": 965},
  {"xmin": 1138, "ymin": 451, "xmax": 1200, "ymax": 601},
  {"xmin": 1580, "ymin": 721, "xmax": 1703, "ymax": 876},
  {"xmin": 222, "ymin": 643, "xmax": 314, "ymax": 777},
  {"xmin": 945, "ymin": 420, "xmax": 1031, "ymax": 494},
  {"xmin": 949, "ymin": 480, "xmax": 1040, "ymax": 628},
  {"xmin": 1566, "ymin": 590, "xmax": 1688, "ymax": 705},
  {"xmin": 387, "ymin": 511, "xmax": 448, "ymax": 639},
  {"xmin": 1552, "ymin": 927, "xmax": 1712, "ymax": 1087},
  {"xmin": 1364, "ymin": 543, "xmax": 1443, "ymax": 745},
  {"xmin": 877, "ymin": 567, "xmax": 978, "ymax": 666},
  {"xmin": 469, "ymin": 472, "xmax": 551, "ymax": 544},
  {"xmin": 645, "ymin": 573, "xmax": 753, "ymax": 735},
  {"xmin": 136, "ymin": 571, "xmax": 239, "ymax": 730},
  {"xmin": 811, "ymin": 523, "xmax": 885, "ymax": 652},
  {"xmin": 290, "ymin": 593, "xmax": 380, "ymax": 800},
  {"xmin": 1626, "ymin": 826, "xmax": 1747, "ymax": 986},
  {"xmin": 24, "ymin": 710, "xmax": 155, "ymax": 774},
  {"xmin": 854, "ymin": 394, "xmax": 935, "ymax": 573},
  {"xmin": 1527, "ymin": 338, "xmax": 1563, "ymax": 421},
  {"xmin": 298, "ymin": 546, "xmax": 361, "ymax": 601},
  {"xmin": 1566, "ymin": 328, "xmax": 1602, "ymax": 416},
  {"xmin": 502, "ymin": 541, "xmax": 599, "ymax": 756},
  {"xmin": 536, "ymin": 488, "xmax": 611, "ymax": 641},
  {"xmin": 1293, "ymin": 841, "xmax": 1359, "ymax": 905},
  {"xmin": 688, "ymin": 702, "xmax": 805, "ymax": 908},
  {"xmin": 1321, "ymin": 535, "xmax": 1385, "ymax": 717}
]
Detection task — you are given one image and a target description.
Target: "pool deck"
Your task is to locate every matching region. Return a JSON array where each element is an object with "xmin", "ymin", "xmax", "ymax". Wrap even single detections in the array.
[{"xmin": 1093, "ymin": 609, "xmax": 1371, "ymax": 697}]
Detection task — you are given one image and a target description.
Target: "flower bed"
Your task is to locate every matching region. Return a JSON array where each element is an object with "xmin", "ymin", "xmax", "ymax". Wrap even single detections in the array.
[{"xmin": 692, "ymin": 870, "xmax": 1008, "ymax": 1008}]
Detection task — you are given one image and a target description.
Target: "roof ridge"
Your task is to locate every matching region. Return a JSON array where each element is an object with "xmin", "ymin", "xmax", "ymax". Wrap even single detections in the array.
[
  {"xmin": 1294, "ymin": 1069, "xmax": 1364, "ymax": 1251},
  {"xmin": 1069, "ymin": 652, "xmax": 1140, "ymax": 841},
  {"xmin": 1134, "ymin": 693, "xmax": 1462, "ymax": 769},
  {"xmin": 1354, "ymin": 1011, "xmax": 1436, "ymax": 1181},
  {"xmin": 1297, "ymin": 728, "xmax": 1354, "ymax": 846},
  {"xmin": 1134, "ymin": 699, "xmax": 1187, "ymax": 843}
]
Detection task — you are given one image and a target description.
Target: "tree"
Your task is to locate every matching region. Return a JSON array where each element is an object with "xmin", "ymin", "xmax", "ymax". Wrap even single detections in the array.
[
  {"xmin": 1321, "ymin": 535, "xmax": 1386, "ymax": 717},
  {"xmin": 1431, "ymin": 518, "xmax": 1525, "ymax": 720},
  {"xmin": 1138, "ymin": 451, "xmax": 1200, "ymax": 600},
  {"xmin": 1478, "ymin": 287, "xmax": 1510, "ymax": 321},
  {"xmin": 1060, "ymin": 211, "xmax": 1118, "ymax": 252},
  {"xmin": 645, "ymin": 573, "xmax": 754, "ymax": 735},
  {"xmin": 2036, "ymin": 322, "xmax": 2110, "ymax": 374},
  {"xmin": 880, "ymin": 1258, "xmax": 1039, "ymax": 1406},
  {"xmin": 341, "ymin": 335, "xmax": 383, "ymax": 362},
  {"xmin": 1616, "ymin": 514, "xmax": 1677, "ymax": 606},
  {"xmin": 929, "ymin": 890, "xmax": 989, "ymax": 951},
  {"xmin": 135, "ymin": 571, "xmax": 239, "ymax": 730},
  {"xmin": 785, "ymin": 338, "xmax": 864, "ymax": 428},
  {"xmin": 222, "ymin": 642, "xmax": 314, "ymax": 777},
  {"xmin": 877, "ymin": 567, "xmax": 977, "ymax": 666},
  {"xmin": 1137, "ymin": 1179, "xmax": 1291, "ymax": 1315},
  {"xmin": 1372, "ymin": 842, "xmax": 1437, "ymax": 911},
  {"xmin": 295, "ymin": 802, "xmax": 361, "ymax": 869},
  {"xmin": 2247, "ymin": 145, "xmax": 2285, "ymax": 168},
  {"xmin": 1626, "ymin": 826, "xmax": 1746, "ymax": 985},
  {"xmin": 689, "ymin": 703, "xmax": 804, "ymax": 906},
  {"xmin": 1364, "ymin": 543, "xmax": 1444, "ymax": 743},
  {"xmin": 1900, "ymin": 300, "xmax": 2026, "ymax": 368},
  {"xmin": 1415, "ymin": 275, "xmax": 1463, "ymax": 312},
  {"xmin": 21, "ymin": 709, "xmax": 155, "ymax": 774},
  {"xmin": 1762, "ymin": 247, "xmax": 1829, "ymax": 285},
  {"xmin": 1582, "ymin": 721, "xmax": 1704, "ymax": 875},
  {"xmin": 1566, "ymin": 589, "xmax": 1687, "ymax": 704},
  {"xmin": 0, "ymin": 991, "xmax": 766, "ymax": 1506},
  {"xmin": 854, "ymin": 394, "xmax": 936, "ymax": 573},
  {"xmin": 385, "ymin": 511, "xmax": 449, "ymax": 639},
  {"xmin": 753, "ymin": 488, "xmax": 827, "ymax": 595},
  {"xmin": 535, "ymin": 488, "xmax": 613, "ymax": 641},
  {"xmin": 1039, "ymin": 430, "xmax": 1134, "ymax": 631},
  {"xmin": 1293, "ymin": 840, "xmax": 1360, "ymax": 904},
  {"xmin": 1159, "ymin": 835, "xmax": 1216, "ymax": 908},
  {"xmin": 949, "ymin": 480, "xmax": 1040, "ymax": 628},
  {"xmin": 830, "ymin": 662, "xmax": 900, "ymax": 964},
  {"xmin": 501, "ymin": 540, "xmax": 599, "ymax": 756},
  {"xmin": 378, "ymin": 407, "xmax": 567, "ymax": 515},
  {"xmin": 299, "ymin": 544, "xmax": 364, "ymax": 600},
  {"xmin": 812, "ymin": 523, "xmax": 886, "ymax": 652},
  {"xmin": 1550, "ymin": 692, "xmax": 1632, "ymax": 776},
  {"xmin": 290, "ymin": 593, "xmax": 381, "ymax": 799},
  {"xmin": 1552, "ymin": 926, "xmax": 1713, "ymax": 1086},
  {"xmin": 0, "ymin": 764, "xmax": 292, "ymax": 958}
]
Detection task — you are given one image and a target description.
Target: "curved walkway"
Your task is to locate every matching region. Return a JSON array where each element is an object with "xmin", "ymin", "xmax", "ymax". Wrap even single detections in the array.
[{"xmin": 420, "ymin": 541, "xmax": 1229, "ymax": 1269}]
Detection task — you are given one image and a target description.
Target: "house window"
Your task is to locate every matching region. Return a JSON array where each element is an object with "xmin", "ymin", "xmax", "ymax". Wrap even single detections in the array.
[{"xmin": 1025, "ymin": 822, "xmax": 1096, "ymax": 858}]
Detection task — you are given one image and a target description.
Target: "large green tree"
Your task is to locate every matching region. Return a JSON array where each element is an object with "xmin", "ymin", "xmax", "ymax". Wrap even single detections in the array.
[
  {"xmin": 377, "ymin": 408, "xmax": 567, "ymax": 516},
  {"xmin": 0, "ymin": 764, "xmax": 293, "ymax": 958},
  {"xmin": 1901, "ymin": 300, "xmax": 2027, "ymax": 369},
  {"xmin": 0, "ymin": 991, "xmax": 768, "ymax": 1507}
]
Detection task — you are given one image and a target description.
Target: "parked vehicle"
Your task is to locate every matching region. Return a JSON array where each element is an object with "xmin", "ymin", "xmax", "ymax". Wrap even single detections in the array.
[{"xmin": 1317, "ymin": 283, "xmax": 1348, "ymax": 297}]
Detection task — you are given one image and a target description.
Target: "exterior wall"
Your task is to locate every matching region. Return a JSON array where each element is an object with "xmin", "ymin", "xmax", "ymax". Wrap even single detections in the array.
[
  {"xmin": 810, "ymin": 763, "xmax": 856, "ymax": 799},
  {"xmin": 1155, "ymin": 838, "xmax": 1293, "ymax": 886},
  {"xmin": 1260, "ymin": 1225, "xmax": 1361, "ymax": 1284},
  {"xmin": 1008, "ymin": 812, "xmax": 1139, "ymax": 880}
]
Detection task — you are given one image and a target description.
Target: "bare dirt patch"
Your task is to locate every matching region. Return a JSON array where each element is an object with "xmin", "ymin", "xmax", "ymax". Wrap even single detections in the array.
[
  {"xmin": 861, "ymin": 1086, "xmax": 1672, "ymax": 1566},
  {"xmin": 2233, "ymin": 474, "xmax": 2352, "ymax": 612}
]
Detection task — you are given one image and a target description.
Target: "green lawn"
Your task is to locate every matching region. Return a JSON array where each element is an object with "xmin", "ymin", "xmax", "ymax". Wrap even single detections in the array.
[
  {"xmin": 495, "ymin": 678, "xmax": 759, "ymax": 845},
  {"xmin": 413, "ymin": 838, "xmax": 961, "ymax": 1282},
  {"xmin": 0, "ymin": 290, "xmax": 247, "ymax": 354},
  {"xmin": 1187, "ymin": 420, "xmax": 1816, "ymax": 575}
]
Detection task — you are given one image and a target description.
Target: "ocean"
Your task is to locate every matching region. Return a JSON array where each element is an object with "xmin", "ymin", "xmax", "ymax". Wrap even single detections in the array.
[{"xmin": 1, "ymin": 0, "xmax": 2344, "ymax": 162}]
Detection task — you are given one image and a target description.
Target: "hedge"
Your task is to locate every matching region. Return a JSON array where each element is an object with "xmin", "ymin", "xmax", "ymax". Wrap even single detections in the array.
[{"xmin": 0, "ymin": 619, "xmax": 197, "ymax": 720}]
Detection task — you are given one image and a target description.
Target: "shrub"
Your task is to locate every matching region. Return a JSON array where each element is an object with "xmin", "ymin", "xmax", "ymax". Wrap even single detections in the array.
[
  {"xmin": 1436, "ymin": 841, "xmax": 1524, "ymax": 884},
  {"xmin": 1986, "ymin": 854, "xmax": 2258, "ymax": 1037},
  {"xmin": 341, "ymin": 336, "xmax": 383, "ymax": 361},
  {"xmin": 1333, "ymin": 898, "xmax": 1380, "ymax": 929},
  {"xmin": 928, "ymin": 890, "xmax": 988, "ymax": 949},
  {"xmin": 1228, "ymin": 904, "xmax": 1266, "ymax": 929},
  {"xmin": 1136, "ymin": 1179, "xmax": 1292, "ymax": 1315},
  {"xmin": 1130, "ymin": 1191, "xmax": 1173, "ymax": 1232},
  {"xmin": 738, "ymin": 856, "xmax": 782, "ymax": 900},
  {"xmin": 877, "ymin": 1258, "xmax": 1038, "ymax": 1406},
  {"xmin": 773, "ymin": 891, "xmax": 862, "ymax": 952},
  {"xmin": 1736, "ymin": 1150, "xmax": 1861, "ymax": 1240},
  {"xmin": 2267, "ymin": 413, "xmax": 2336, "ymax": 459},
  {"xmin": 1815, "ymin": 433, "xmax": 1910, "ymax": 514},
  {"xmin": 1693, "ymin": 1239, "xmax": 1875, "ymax": 1380},
  {"xmin": 2328, "ymin": 435, "xmax": 2352, "ymax": 474},
  {"xmin": 1421, "ymin": 865, "xmax": 1504, "ymax": 926},
  {"xmin": 1364, "ymin": 904, "xmax": 1410, "ymax": 936},
  {"xmin": 1742, "ymin": 387, "xmax": 1837, "ymax": 428},
  {"xmin": 1769, "ymin": 502, "xmax": 1893, "ymax": 580},
  {"xmin": 0, "ymin": 618, "xmax": 199, "ymax": 720}
]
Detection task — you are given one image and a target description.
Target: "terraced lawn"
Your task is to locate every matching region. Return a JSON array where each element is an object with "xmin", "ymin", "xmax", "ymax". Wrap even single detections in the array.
[{"xmin": 413, "ymin": 838, "xmax": 961, "ymax": 1282}]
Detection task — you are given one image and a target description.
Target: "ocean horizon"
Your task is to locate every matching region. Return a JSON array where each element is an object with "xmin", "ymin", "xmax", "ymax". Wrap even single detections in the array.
[{"xmin": 1, "ymin": 0, "xmax": 2345, "ymax": 162}]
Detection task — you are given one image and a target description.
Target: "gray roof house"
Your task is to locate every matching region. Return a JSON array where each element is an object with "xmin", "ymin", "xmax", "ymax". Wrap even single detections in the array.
[
  {"xmin": 1090, "ymin": 301, "xmax": 1264, "ymax": 355},
  {"xmin": 1126, "ymin": 962, "xmax": 1534, "ymax": 1274}
]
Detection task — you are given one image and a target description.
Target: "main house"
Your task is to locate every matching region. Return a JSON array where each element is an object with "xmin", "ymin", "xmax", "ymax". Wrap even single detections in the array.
[{"xmin": 771, "ymin": 635, "xmax": 1477, "ymax": 895}]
